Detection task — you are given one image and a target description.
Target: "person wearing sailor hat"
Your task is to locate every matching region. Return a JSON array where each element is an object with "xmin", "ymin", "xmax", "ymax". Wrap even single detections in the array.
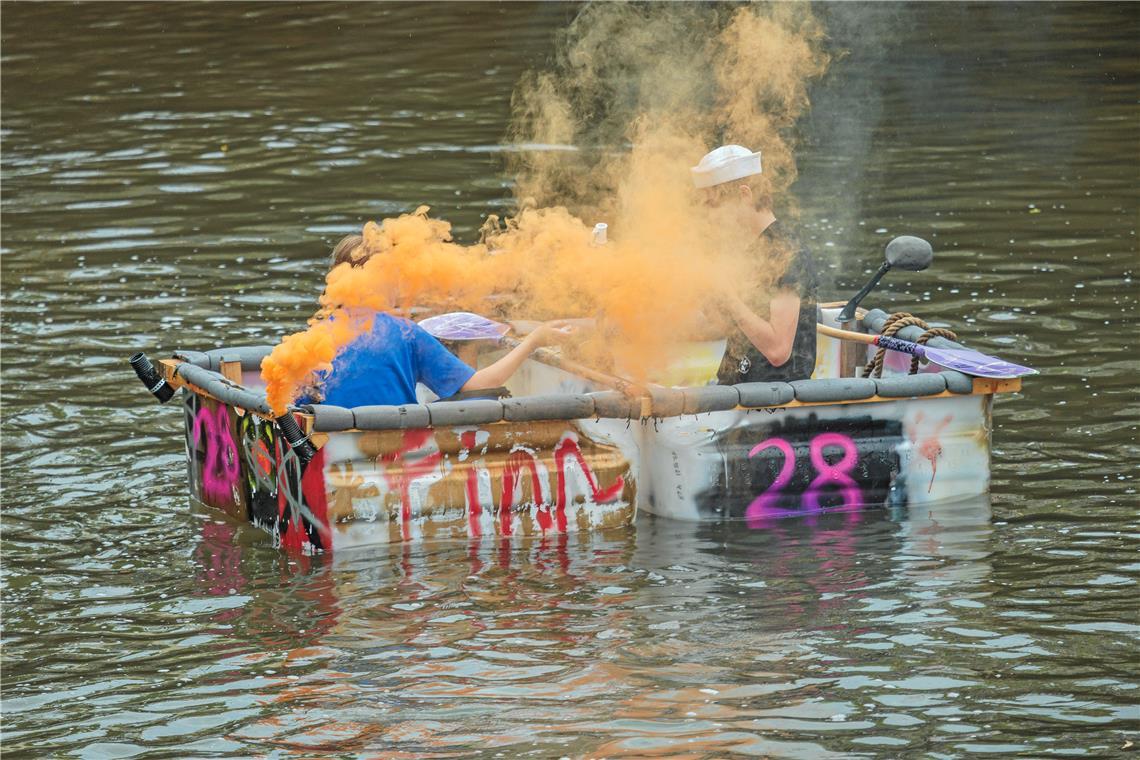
[{"xmin": 693, "ymin": 144, "xmax": 819, "ymax": 384}]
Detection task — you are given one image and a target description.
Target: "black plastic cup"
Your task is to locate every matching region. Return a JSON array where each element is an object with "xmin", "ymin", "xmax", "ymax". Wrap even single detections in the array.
[{"xmin": 129, "ymin": 352, "xmax": 175, "ymax": 403}]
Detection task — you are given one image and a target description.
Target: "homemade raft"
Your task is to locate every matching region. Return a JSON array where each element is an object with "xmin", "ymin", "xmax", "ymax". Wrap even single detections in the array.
[{"xmin": 132, "ymin": 305, "xmax": 1023, "ymax": 555}]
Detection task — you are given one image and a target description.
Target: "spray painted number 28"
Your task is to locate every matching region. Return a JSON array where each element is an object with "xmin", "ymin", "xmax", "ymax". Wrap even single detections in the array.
[{"xmin": 744, "ymin": 433, "xmax": 862, "ymax": 523}]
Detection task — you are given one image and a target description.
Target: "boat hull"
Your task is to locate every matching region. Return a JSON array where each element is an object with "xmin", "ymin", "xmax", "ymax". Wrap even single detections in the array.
[
  {"xmin": 181, "ymin": 386, "xmax": 990, "ymax": 554},
  {"xmin": 182, "ymin": 390, "xmax": 636, "ymax": 555},
  {"xmin": 629, "ymin": 392, "xmax": 990, "ymax": 523}
]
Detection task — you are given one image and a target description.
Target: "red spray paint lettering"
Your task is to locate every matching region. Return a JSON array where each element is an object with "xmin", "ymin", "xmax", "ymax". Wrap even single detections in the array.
[
  {"xmin": 419, "ymin": 432, "xmax": 625, "ymax": 538},
  {"xmin": 910, "ymin": 412, "xmax": 952, "ymax": 493},
  {"xmin": 500, "ymin": 449, "xmax": 546, "ymax": 536},
  {"xmin": 379, "ymin": 429, "xmax": 442, "ymax": 543},
  {"xmin": 276, "ymin": 443, "xmax": 331, "ymax": 554},
  {"xmin": 554, "ymin": 437, "xmax": 625, "ymax": 533},
  {"xmin": 460, "ymin": 430, "xmax": 483, "ymax": 536}
]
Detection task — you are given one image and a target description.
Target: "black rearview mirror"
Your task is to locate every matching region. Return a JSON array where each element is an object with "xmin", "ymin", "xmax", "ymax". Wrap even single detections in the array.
[
  {"xmin": 885, "ymin": 235, "xmax": 933, "ymax": 272},
  {"xmin": 837, "ymin": 236, "xmax": 934, "ymax": 322}
]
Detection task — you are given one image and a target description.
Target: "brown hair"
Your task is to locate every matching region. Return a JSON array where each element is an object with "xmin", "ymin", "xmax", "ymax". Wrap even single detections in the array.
[{"xmin": 329, "ymin": 234, "xmax": 365, "ymax": 270}]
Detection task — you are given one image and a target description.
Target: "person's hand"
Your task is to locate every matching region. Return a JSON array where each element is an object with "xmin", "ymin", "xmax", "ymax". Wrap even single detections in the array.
[
  {"xmin": 527, "ymin": 319, "xmax": 579, "ymax": 348},
  {"xmin": 699, "ymin": 282, "xmax": 735, "ymax": 318}
]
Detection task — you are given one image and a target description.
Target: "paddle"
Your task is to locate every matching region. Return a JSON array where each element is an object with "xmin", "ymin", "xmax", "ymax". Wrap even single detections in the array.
[
  {"xmin": 418, "ymin": 312, "xmax": 648, "ymax": 397},
  {"xmin": 817, "ymin": 323, "xmax": 1037, "ymax": 379}
]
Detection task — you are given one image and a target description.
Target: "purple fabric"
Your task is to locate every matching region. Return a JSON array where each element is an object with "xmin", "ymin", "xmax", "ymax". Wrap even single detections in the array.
[{"xmin": 418, "ymin": 312, "xmax": 508, "ymax": 341}]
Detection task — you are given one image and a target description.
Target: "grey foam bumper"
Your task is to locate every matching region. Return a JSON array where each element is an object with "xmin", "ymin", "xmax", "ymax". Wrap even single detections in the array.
[
  {"xmin": 303, "ymin": 404, "xmax": 356, "ymax": 432},
  {"xmin": 790, "ymin": 378, "xmax": 878, "ymax": 403},
  {"xmin": 202, "ymin": 345, "xmax": 276, "ymax": 371},
  {"xmin": 940, "ymin": 370, "xmax": 974, "ymax": 394},
  {"xmin": 862, "ymin": 309, "xmax": 966, "ymax": 350},
  {"xmin": 682, "ymin": 385, "xmax": 741, "ymax": 414},
  {"xmin": 172, "ymin": 349, "xmax": 210, "ymax": 368},
  {"xmin": 175, "ymin": 363, "xmax": 272, "ymax": 415},
  {"xmin": 588, "ymin": 391, "xmax": 641, "ymax": 419},
  {"xmin": 428, "ymin": 399, "xmax": 506, "ymax": 427},
  {"xmin": 736, "ymin": 382, "xmax": 795, "ymax": 408},
  {"xmin": 503, "ymin": 394, "xmax": 595, "ymax": 421},
  {"xmin": 647, "ymin": 387, "xmax": 685, "ymax": 418},
  {"xmin": 873, "ymin": 373, "xmax": 948, "ymax": 398},
  {"xmin": 352, "ymin": 404, "xmax": 431, "ymax": 430}
]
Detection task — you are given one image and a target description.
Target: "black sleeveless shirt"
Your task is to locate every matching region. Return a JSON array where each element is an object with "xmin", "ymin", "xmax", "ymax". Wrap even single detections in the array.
[{"xmin": 716, "ymin": 222, "xmax": 819, "ymax": 385}]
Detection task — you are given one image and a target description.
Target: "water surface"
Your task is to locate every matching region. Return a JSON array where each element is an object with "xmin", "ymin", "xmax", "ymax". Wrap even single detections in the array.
[{"xmin": 2, "ymin": 3, "xmax": 1137, "ymax": 757}]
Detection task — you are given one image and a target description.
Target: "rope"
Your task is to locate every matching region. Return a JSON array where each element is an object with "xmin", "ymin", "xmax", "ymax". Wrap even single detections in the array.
[
  {"xmin": 910, "ymin": 327, "xmax": 959, "ymax": 374},
  {"xmin": 863, "ymin": 312, "xmax": 958, "ymax": 377}
]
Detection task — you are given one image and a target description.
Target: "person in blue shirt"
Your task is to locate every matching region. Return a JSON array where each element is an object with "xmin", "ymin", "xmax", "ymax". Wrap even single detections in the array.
[{"xmin": 312, "ymin": 234, "xmax": 574, "ymax": 408}]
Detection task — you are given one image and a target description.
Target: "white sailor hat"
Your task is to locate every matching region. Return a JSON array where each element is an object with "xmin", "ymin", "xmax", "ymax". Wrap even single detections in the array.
[{"xmin": 690, "ymin": 144, "xmax": 763, "ymax": 189}]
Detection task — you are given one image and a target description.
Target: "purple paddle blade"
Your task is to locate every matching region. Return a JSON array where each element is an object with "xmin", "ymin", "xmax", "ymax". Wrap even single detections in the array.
[
  {"xmin": 418, "ymin": 312, "xmax": 508, "ymax": 341},
  {"xmin": 876, "ymin": 334, "xmax": 1038, "ymax": 379},
  {"xmin": 920, "ymin": 345, "xmax": 1037, "ymax": 379}
]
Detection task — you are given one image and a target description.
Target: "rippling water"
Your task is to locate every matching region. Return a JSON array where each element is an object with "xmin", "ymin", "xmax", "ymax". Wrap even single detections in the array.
[{"xmin": 2, "ymin": 3, "xmax": 1137, "ymax": 757}]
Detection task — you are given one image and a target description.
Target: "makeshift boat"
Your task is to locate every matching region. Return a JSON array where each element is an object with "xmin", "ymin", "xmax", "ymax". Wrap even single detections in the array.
[{"xmin": 130, "ymin": 299, "xmax": 1027, "ymax": 555}]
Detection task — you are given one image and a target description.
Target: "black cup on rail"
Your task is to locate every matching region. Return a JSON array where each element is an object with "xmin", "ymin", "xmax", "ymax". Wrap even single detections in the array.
[{"xmin": 129, "ymin": 352, "xmax": 175, "ymax": 403}]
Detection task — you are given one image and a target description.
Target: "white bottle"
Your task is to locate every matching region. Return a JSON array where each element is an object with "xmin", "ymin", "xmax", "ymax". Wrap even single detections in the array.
[{"xmin": 592, "ymin": 222, "xmax": 608, "ymax": 246}]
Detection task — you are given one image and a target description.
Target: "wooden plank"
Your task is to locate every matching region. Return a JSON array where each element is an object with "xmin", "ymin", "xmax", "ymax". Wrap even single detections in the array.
[
  {"xmin": 219, "ymin": 359, "xmax": 242, "ymax": 384},
  {"xmin": 160, "ymin": 358, "xmax": 183, "ymax": 384},
  {"xmin": 972, "ymin": 377, "xmax": 1022, "ymax": 395},
  {"xmin": 839, "ymin": 319, "xmax": 863, "ymax": 378}
]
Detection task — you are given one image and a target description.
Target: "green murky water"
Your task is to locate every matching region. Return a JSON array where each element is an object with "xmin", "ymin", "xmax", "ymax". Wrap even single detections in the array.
[{"xmin": 2, "ymin": 3, "xmax": 1136, "ymax": 757}]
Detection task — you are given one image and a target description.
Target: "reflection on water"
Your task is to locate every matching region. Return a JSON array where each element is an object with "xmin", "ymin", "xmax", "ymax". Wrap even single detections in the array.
[
  {"xmin": 156, "ymin": 499, "xmax": 1000, "ymax": 757},
  {"xmin": 2, "ymin": 2, "xmax": 1136, "ymax": 757}
]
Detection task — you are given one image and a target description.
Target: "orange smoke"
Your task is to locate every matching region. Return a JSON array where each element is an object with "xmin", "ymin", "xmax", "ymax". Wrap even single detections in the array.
[
  {"xmin": 262, "ymin": 208, "xmax": 503, "ymax": 415},
  {"xmin": 260, "ymin": 4, "xmax": 829, "ymax": 415}
]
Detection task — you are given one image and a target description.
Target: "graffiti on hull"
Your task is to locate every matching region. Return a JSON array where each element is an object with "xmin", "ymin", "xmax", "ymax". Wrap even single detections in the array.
[
  {"xmin": 182, "ymin": 393, "xmax": 633, "ymax": 553},
  {"xmin": 327, "ymin": 421, "xmax": 633, "ymax": 545},
  {"xmin": 183, "ymin": 391, "xmax": 330, "ymax": 554},
  {"xmin": 695, "ymin": 413, "xmax": 905, "ymax": 524}
]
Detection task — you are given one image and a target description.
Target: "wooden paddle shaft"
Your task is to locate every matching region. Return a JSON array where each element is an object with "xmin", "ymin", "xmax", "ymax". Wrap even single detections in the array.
[
  {"xmin": 817, "ymin": 322, "xmax": 880, "ymax": 345},
  {"xmin": 499, "ymin": 336, "xmax": 649, "ymax": 398}
]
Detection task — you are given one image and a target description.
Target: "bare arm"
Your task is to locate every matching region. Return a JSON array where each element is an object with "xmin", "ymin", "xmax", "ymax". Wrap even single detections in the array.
[
  {"xmin": 461, "ymin": 322, "xmax": 576, "ymax": 391},
  {"xmin": 724, "ymin": 289, "xmax": 801, "ymax": 367},
  {"xmin": 461, "ymin": 333, "xmax": 543, "ymax": 391}
]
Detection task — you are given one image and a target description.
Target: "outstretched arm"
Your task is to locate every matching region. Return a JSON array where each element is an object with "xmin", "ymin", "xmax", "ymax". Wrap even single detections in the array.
[
  {"xmin": 723, "ymin": 289, "xmax": 801, "ymax": 367},
  {"xmin": 461, "ymin": 322, "xmax": 575, "ymax": 391}
]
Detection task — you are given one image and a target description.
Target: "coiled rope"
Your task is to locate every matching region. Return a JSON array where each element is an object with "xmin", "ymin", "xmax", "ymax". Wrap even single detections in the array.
[{"xmin": 863, "ymin": 312, "xmax": 959, "ymax": 378}]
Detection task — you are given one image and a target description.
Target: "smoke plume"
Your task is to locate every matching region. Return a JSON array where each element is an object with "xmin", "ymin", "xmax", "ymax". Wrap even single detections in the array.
[{"xmin": 262, "ymin": 2, "xmax": 829, "ymax": 415}]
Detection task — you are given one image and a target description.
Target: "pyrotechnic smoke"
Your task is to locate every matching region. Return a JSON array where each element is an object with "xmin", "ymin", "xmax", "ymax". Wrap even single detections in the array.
[{"xmin": 262, "ymin": 2, "xmax": 829, "ymax": 415}]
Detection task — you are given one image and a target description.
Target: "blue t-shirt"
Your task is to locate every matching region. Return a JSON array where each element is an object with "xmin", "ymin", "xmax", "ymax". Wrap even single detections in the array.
[{"xmin": 316, "ymin": 313, "xmax": 475, "ymax": 407}]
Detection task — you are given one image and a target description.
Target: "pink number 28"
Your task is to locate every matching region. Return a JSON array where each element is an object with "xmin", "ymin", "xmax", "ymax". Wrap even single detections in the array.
[{"xmin": 744, "ymin": 433, "xmax": 862, "ymax": 528}]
